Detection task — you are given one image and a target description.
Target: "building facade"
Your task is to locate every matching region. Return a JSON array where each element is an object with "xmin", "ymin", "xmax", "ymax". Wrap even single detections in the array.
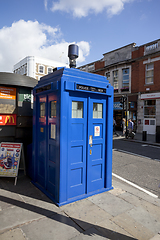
[
  {"xmin": 132, "ymin": 39, "xmax": 160, "ymax": 134},
  {"xmin": 78, "ymin": 39, "xmax": 160, "ymax": 134},
  {"xmin": 13, "ymin": 56, "xmax": 68, "ymax": 80}
]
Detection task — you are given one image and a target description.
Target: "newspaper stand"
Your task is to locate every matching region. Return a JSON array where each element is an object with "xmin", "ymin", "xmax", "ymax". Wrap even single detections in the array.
[{"xmin": 32, "ymin": 67, "xmax": 113, "ymax": 206}]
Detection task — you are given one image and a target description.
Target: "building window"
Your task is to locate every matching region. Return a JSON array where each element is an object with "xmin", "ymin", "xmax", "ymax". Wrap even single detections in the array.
[
  {"xmin": 113, "ymin": 70, "xmax": 118, "ymax": 89},
  {"xmin": 39, "ymin": 65, "xmax": 44, "ymax": 74},
  {"xmin": 145, "ymin": 43, "xmax": 158, "ymax": 52},
  {"xmin": 122, "ymin": 68, "xmax": 129, "ymax": 88},
  {"xmin": 106, "ymin": 72, "xmax": 110, "ymax": 82},
  {"xmin": 72, "ymin": 101, "xmax": 83, "ymax": 118},
  {"xmin": 144, "ymin": 100, "xmax": 156, "ymax": 118},
  {"xmin": 48, "ymin": 67, "xmax": 53, "ymax": 74},
  {"xmin": 80, "ymin": 67, "xmax": 86, "ymax": 71},
  {"xmin": 88, "ymin": 64, "xmax": 95, "ymax": 72},
  {"xmin": 25, "ymin": 64, "xmax": 27, "ymax": 74},
  {"xmin": 145, "ymin": 63, "xmax": 154, "ymax": 84},
  {"xmin": 93, "ymin": 103, "xmax": 103, "ymax": 119}
]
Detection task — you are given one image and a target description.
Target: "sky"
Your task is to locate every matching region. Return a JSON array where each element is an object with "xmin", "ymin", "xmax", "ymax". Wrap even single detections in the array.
[{"xmin": 0, "ymin": 0, "xmax": 159, "ymax": 72}]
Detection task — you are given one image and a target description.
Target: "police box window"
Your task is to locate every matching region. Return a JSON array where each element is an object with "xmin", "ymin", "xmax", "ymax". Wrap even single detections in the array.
[
  {"xmin": 93, "ymin": 103, "xmax": 103, "ymax": 119},
  {"xmin": 40, "ymin": 103, "xmax": 45, "ymax": 117},
  {"xmin": 72, "ymin": 101, "xmax": 83, "ymax": 118},
  {"xmin": 50, "ymin": 101, "xmax": 56, "ymax": 118}
]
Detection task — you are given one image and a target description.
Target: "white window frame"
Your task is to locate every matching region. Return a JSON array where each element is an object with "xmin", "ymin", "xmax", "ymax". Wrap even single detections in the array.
[
  {"xmin": 47, "ymin": 67, "xmax": 53, "ymax": 74},
  {"xmin": 145, "ymin": 63, "xmax": 154, "ymax": 84},
  {"xmin": 144, "ymin": 100, "xmax": 156, "ymax": 118},
  {"xmin": 113, "ymin": 70, "xmax": 118, "ymax": 89},
  {"xmin": 106, "ymin": 72, "xmax": 110, "ymax": 82},
  {"xmin": 38, "ymin": 65, "xmax": 45, "ymax": 74}
]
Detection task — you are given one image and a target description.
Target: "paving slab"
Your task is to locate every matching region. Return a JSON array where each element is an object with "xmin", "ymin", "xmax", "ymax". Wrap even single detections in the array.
[
  {"xmin": 0, "ymin": 189, "xmax": 23, "ymax": 210},
  {"xmin": 0, "ymin": 203, "xmax": 46, "ymax": 233},
  {"xmin": 95, "ymin": 218, "xmax": 136, "ymax": 239},
  {"xmin": 113, "ymin": 178, "xmax": 160, "ymax": 207},
  {"xmin": 109, "ymin": 187, "xmax": 126, "ymax": 196},
  {"xmin": 61, "ymin": 199, "xmax": 112, "ymax": 231},
  {"xmin": 88, "ymin": 191, "xmax": 133, "ymax": 217},
  {"xmin": 118, "ymin": 192, "xmax": 143, "ymax": 207},
  {"xmin": 127, "ymin": 206, "xmax": 160, "ymax": 235},
  {"xmin": 150, "ymin": 234, "xmax": 160, "ymax": 240},
  {"xmin": 70, "ymin": 227, "xmax": 110, "ymax": 240},
  {"xmin": 119, "ymin": 192, "xmax": 160, "ymax": 222},
  {"xmin": 21, "ymin": 211, "xmax": 82, "ymax": 240},
  {"xmin": 111, "ymin": 212, "xmax": 154, "ymax": 240},
  {"xmin": 20, "ymin": 194, "xmax": 61, "ymax": 215},
  {"xmin": 0, "ymin": 228, "xmax": 26, "ymax": 240}
]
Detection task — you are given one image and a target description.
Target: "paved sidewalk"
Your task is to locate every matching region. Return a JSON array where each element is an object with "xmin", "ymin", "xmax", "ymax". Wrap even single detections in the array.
[{"xmin": 0, "ymin": 173, "xmax": 160, "ymax": 240}]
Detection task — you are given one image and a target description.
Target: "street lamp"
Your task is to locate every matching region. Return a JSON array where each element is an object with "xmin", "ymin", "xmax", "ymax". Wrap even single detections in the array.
[{"xmin": 68, "ymin": 44, "xmax": 79, "ymax": 68}]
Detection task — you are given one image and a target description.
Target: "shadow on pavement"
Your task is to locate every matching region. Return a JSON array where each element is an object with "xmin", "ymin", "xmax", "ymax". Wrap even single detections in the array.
[
  {"xmin": 0, "ymin": 194, "xmax": 137, "ymax": 240},
  {"xmin": 0, "ymin": 175, "xmax": 137, "ymax": 240}
]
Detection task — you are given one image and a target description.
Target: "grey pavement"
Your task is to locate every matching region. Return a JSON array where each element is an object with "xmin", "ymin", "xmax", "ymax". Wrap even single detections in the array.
[
  {"xmin": 0, "ymin": 133, "xmax": 160, "ymax": 240},
  {"xmin": 0, "ymin": 172, "xmax": 160, "ymax": 239}
]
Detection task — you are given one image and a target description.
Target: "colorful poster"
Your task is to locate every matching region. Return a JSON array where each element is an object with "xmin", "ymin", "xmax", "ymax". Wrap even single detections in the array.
[
  {"xmin": 0, "ymin": 143, "xmax": 22, "ymax": 177},
  {"xmin": 0, "ymin": 86, "xmax": 16, "ymax": 100},
  {"xmin": 0, "ymin": 114, "xmax": 16, "ymax": 125}
]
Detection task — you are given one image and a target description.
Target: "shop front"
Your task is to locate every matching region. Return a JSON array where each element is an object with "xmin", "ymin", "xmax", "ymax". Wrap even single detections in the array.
[
  {"xmin": 114, "ymin": 95, "xmax": 137, "ymax": 131},
  {"xmin": 140, "ymin": 93, "xmax": 160, "ymax": 134}
]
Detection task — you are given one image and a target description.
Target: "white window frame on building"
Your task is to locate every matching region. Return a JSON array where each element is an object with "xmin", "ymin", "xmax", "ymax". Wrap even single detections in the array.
[
  {"xmin": 88, "ymin": 64, "xmax": 95, "ymax": 72},
  {"xmin": 143, "ymin": 99, "xmax": 156, "ymax": 134},
  {"xmin": 145, "ymin": 63, "xmax": 154, "ymax": 84},
  {"xmin": 106, "ymin": 72, "xmax": 110, "ymax": 82},
  {"xmin": 144, "ymin": 100, "xmax": 156, "ymax": 119},
  {"xmin": 141, "ymin": 93, "xmax": 159, "ymax": 135},
  {"xmin": 38, "ymin": 65, "xmax": 45, "ymax": 74},
  {"xmin": 47, "ymin": 67, "xmax": 53, "ymax": 74},
  {"xmin": 113, "ymin": 70, "xmax": 118, "ymax": 89}
]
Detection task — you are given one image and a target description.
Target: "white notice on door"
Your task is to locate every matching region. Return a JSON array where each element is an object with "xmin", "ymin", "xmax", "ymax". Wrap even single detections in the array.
[{"xmin": 94, "ymin": 126, "xmax": 100, "ymax": 136}]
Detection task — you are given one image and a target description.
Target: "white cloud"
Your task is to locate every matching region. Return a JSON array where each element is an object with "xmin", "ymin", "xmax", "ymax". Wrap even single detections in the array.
[
  {"xmin": 51, "ymin": 0, "xmax": 134, "ymax": 18},
  {"xmin": 44, "ymin": 0, "xmax": 48, "ymax": 10},
  {"xmin": 0, "ymin": 20, "xmax": 90, "ymax": 72}
]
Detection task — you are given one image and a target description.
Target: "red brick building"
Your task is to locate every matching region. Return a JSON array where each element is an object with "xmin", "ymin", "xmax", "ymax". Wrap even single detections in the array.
[
  {"xmin": 132, "ymin": 40, "xmax": 160, "ymax": 134},
  {"xmin": 78, "ymin": 39, "xmax": 160, "ymax": 134}
]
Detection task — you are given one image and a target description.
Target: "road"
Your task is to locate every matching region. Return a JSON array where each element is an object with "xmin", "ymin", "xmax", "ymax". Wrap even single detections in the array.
[{"xmin": 112, "ymin": 138, "xmax": 160, "ymax": 198}]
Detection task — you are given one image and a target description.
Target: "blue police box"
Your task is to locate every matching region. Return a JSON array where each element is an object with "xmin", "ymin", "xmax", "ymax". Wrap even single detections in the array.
[{"xmin": 32, "ymin": 67, "xmax": 113, "ymax": 206}]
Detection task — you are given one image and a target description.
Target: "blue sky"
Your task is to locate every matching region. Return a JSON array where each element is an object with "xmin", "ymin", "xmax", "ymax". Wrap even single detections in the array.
[{"xmin": 0, "ymin": 0, "xmax": 159, "ymax": 72}]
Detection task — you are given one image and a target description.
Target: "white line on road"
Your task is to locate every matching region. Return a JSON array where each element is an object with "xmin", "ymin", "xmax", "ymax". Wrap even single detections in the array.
[
  {"xmin": 112, "ymin": 173, "xmax": 158, "ymax": 198},
  {"xmin": 141, "ymin": 144, "xmax": 160, "ymax": 149},
  {"xmin": 113, "ymin": 148, "xmax": 160, "ymax": 162}
]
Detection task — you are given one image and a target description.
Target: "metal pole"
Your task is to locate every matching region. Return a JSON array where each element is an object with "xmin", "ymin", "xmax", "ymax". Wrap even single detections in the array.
[
  {"xmin": 125, "ymin": 95, "xmax": 128, "ymax": 138},
  {"xmin": 122, "ymin": 96, "xmax": 124, "ymax": 119}
]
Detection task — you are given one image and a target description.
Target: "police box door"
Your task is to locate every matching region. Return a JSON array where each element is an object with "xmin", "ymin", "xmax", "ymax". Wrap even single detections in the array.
[{"xmin": 68, "ymin": 95, "xmax": 106, "ymax": 199}]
